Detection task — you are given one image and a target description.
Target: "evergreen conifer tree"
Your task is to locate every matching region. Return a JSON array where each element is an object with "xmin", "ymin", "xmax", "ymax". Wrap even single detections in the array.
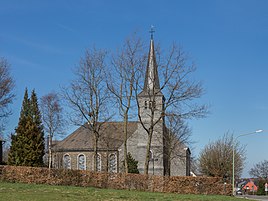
[
  {"xmin": 8, "ymin": 89, "xmax": 29, "ymax": 165},
  {"xmin": 8, "ymin": 89, "xmax": 45, "ymax": 166},
  {"xmin": 8, "ymin": 133, "xmax": 19, "ymax": 165},
  {"xmin": 127, "ymin": 152, "xmax": 139, "ymax": 174},
  {"xmin": 28, "ymin": 90, "xmax": 45, "ymax": 166}
]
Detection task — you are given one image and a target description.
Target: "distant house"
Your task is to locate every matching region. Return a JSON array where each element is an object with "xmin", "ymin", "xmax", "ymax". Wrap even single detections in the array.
[
  {"xmin": 51, "ymin": 36, "xmax": 191, "ymax": 176},
  {"xmin": 243, "ymin": 179, "xmax": 258, "ymax": 193}
]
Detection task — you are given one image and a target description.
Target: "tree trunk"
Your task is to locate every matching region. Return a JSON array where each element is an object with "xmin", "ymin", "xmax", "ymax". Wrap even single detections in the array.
[
  {"xmin": 94, "ymin": 133, "xmax": 99, "ymax": 172},
  {"xmin": 106, "ymin": 150, "xmax": 109, "ymax": 172},
  {"xmin": 48, "ymin": 134, "xmax": 52, "ymax": 169},
  {"xmin": 167, "ymin": 155, "xmax": 171, "ymax": 176},
  {"xmin": 124, "ymin": 113, "xmax": 128, "ymax": 173},
  {"xmin": 144, "ymin": 128, "xmax": 153, "ymax": 175}
]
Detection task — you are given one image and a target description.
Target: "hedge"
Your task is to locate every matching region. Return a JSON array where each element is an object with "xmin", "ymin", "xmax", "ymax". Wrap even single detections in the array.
[{"xmin": 0, "ymin": 165, "xmax": 232, "ymax": 195}]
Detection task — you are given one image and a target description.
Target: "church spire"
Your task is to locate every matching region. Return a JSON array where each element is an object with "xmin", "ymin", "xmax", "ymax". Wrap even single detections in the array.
[{"xmin": 142, "ymin": 27, "xmax": 161, "ymax": 94}]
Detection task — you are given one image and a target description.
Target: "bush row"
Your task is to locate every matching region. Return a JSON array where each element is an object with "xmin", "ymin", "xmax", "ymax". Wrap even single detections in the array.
[{"xmin": 0, "ymin": 165, "xmax": 232, "ymax": 195}]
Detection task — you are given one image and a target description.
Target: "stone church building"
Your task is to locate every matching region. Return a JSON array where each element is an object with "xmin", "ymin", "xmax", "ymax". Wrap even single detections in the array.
[{"xmin": 52, "ymin": 36, "xmax": 191, "ymax": 176}]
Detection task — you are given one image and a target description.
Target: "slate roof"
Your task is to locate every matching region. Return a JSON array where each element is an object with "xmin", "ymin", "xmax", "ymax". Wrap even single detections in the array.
[
  {"xmin": 139, "ymin": 38, "xmax": 163, "ymax": 97},
  {"xmin": 54, "ymin": 121, "xmax": 138, "ymax": 152}
]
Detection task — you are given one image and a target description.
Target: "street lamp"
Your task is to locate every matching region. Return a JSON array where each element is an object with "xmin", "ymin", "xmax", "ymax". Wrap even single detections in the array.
[
  {"xmin": 232, "ymin": 129, "xmax": 263, "ymax": 196},
  {"xmin": 0, "ymin": 139, "xmax": 5, "ymax": 164}
]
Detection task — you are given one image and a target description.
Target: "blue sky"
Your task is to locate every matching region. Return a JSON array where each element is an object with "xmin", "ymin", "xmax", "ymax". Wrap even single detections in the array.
[{"xmin": 1, "ymin": 0, "xmax": 268, "ymax": 177}]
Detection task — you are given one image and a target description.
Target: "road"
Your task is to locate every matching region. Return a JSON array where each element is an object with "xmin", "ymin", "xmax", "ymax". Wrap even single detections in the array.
[{"xmin": 237, "ymin": 195, "xmax": 268, "ymax": 201}]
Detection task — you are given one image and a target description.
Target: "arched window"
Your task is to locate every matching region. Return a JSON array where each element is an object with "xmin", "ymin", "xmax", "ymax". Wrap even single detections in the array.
[
  {"xmin": 78, "ymin": 154, "xmax": 86, "ymax": 170},
  {"xmin": 96, "ymin": 154, "xmax": 101, "ymax": 172},
  {"xmin": 92, "ymin": 154, "xmax": 102, "ymax": 171},
  {"xmin": 63, "ymin": 154, "xmax": 71, "ymax": 169},
  {"xmin": 108, "ymin": 153, "xmax": 117, "ymax": 173}
]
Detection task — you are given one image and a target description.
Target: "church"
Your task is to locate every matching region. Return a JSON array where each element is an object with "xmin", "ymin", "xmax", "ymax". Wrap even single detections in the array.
[{"xmin": 52, "ymin": 35, "xmax": 191, "ymax": 176}]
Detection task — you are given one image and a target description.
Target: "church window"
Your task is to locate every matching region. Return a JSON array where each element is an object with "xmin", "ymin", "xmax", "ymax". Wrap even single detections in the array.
[
  {"xmin": 108, "ymin": 153, "xmax": 117, "ymax": 173},
  {"xmin": 96, "ymin": 154, "xmax": 101, "ymax": 172},
  {"xmin": 78, "ymin": 154, "xmax": 86, "ymax": 170},
  {"xmin": 149, "ymin": 101, "xmax": 156, "ymax": 109},
  {"xmin": 63, "ymin": 154, "xmax": 71, "ymax": 169},
  {"xmin": 145, "ymin": 101, "xmax": 148, "ymax": 109}
]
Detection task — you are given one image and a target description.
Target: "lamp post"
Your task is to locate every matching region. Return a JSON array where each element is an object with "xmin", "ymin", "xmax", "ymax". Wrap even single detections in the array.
[
  {"xmin": 232, "ymin": 129, "xmax": 263, "ymax": 196},
  {"xmin": 0, "ymin": 139, "xmax": 5, "ymax": 164}
]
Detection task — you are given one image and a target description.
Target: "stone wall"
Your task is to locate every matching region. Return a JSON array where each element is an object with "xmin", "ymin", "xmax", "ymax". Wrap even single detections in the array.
[
  {"xmin": 0, "ymin": 165, "xmax": 232, "ymax": 195},
  {"xmin": 53, "ymin": 150, "xmax": 119, "ymax": 172}
]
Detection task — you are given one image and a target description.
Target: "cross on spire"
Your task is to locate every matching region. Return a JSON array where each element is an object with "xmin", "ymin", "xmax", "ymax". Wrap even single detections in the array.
[{"xmin": 149, "ymin": 25, "xmax": 155, "ymax": 40}]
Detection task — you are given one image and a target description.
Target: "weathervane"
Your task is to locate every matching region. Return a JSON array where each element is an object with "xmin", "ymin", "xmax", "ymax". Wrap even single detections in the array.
[{"xmin": 149, "ymin": 25, "xmax": 155, "ymax": 40}]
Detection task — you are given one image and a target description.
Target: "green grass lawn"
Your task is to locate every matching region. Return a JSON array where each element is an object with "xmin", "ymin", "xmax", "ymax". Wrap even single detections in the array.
[{"xmin": 0, "ymin": 181, "xmax": 255, "ymax": 201}]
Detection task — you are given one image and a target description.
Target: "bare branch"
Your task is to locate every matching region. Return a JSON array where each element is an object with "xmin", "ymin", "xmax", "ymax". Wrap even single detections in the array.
[
  {"xmin": 62, "ymin": 47, "xmax": 112, "ymax": 172},
  {"xmin": 40, "ymin": 92, "xmax": 65, "ymax": 168},
  {"xmin": 0, "ymin": 58, "xmax": 15, "ymax": 134},
  {"xmin": 107, "ymin": 34, "xmax": 146, "ymax": 173}
]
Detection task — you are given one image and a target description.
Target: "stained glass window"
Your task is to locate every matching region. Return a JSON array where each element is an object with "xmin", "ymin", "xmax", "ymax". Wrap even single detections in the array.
[
  {"xmin": 96, "ymin": 154, "xmax": 101, "ymax": 172},
  {"xmin": 108, "ymin": 154, "xmax": 117, "ymax": 173},
  {"xmin": 78, "ymin": 154, "xmax": 86, "ymax": 170},
  {"xmin": 63, "ymin": 154, "xmax": 71, "ymax": 169}
]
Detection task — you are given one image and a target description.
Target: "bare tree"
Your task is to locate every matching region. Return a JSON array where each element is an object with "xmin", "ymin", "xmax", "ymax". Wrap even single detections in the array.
[
  {"xmin": 164, "ymin": 114, "xmax": 192, "ymax": 176},
  {"xmin": 107, "ymin": 35, "xmax": 146, "ymax": 173},
  {"xmin": 0, "ymin": 58, "xmax": 15, "ymax": 134},
  {"xmin": 190, "ymin": 156, "xmax": 199, "ymax": 176},
  {"xmin": 198, "ymin": 133, "xmax": 246, "ymax": 181},
  {"xmin": 135, "ymin": 40, "xmax": 207, "ymax": 175},
  {"xmin": 2, "ymin": 142, "xmax": 9, "ymax": 163},
  {"xmin": 40, "ymin": 92, "xmax": 65, "ymax": 169},
  {"xmin": 249, "ymin": 160, "xmax": 268, "ymax": 179},
  {"xmin": 62, "ymin": 47, "xmax": 112, "ymax": 172},
  {"xmin": 101, "ymin": 133, "xmax": 119, "ymax": 173}
]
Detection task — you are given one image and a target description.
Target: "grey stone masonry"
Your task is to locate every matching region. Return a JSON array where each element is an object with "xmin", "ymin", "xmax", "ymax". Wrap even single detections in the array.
[
  {"xmin": 52, "ymin": 36, "xmax": 191, "ymax": 177},
  {"xmin": 130, "ymin": 38, "xmax": 166, "ymax": 175}
]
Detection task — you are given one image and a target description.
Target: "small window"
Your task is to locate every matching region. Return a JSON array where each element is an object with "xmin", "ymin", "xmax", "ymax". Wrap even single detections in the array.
[
  {"xmin": 78, "ymin": 154, "xmax": 86, "ymax": 170},
  {"xmin": 63, "ymin": 154, "xmax": 71, "ymax": 169},
  {"xmin": 144, "ymin": 101, "xmax": 147, "ymax": 109},
  {"xmin": 149, "ymin": 101, "xmax": 156, "ymax": 109},
  {"xmin": 149, "ymin": 150, "xmax": 153, "ymax": 161}
]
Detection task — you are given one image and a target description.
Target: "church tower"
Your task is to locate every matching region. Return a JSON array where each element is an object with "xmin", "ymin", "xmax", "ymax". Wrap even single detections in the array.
[
  {"xmin": 52, "ymin": 30, "xmax": 190, "ymax": 176},
  {"xmin": 134, "ymin": 31, "xmax": 166, "ymax": 175},
  {"xmin": 138, "ymin": 32, "xmax": 165, "ymax": 126}
]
